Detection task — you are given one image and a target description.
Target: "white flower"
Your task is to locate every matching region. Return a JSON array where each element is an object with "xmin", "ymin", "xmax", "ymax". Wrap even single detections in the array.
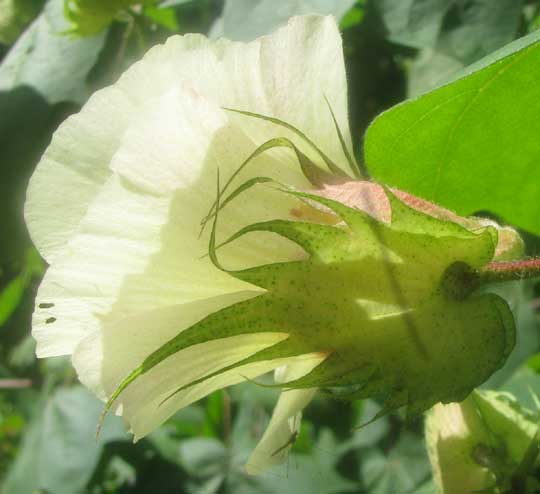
[
  {"xmin": 25, "ymin": 15, "xmax": 356, "ymax": 473},
  {"xmin": 25, "ymin": 13, "xmax": 520, "ymax": 475}
]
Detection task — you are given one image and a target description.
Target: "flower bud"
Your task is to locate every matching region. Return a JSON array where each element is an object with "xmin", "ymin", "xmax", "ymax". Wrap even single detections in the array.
[{"xmin": 426, "ymin": 390, "xmax": 539, "ymax": 493}]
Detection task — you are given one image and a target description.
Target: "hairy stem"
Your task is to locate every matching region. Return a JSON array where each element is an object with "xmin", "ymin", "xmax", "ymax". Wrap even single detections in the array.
[{"xmin": 478, "ymin": 258, "xmax": 540, "ymax": 284}]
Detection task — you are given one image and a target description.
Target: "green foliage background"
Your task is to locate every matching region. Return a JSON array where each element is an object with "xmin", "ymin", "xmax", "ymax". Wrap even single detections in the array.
[{"xmin": 1, "ymin": 1, "xmax": 540, "ymax": 493}]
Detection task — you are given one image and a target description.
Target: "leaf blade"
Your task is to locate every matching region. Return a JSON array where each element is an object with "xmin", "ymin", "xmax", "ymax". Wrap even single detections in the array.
[{"xmin": 365, "ymin": 31, "xmax": 540, "ymax": 233}]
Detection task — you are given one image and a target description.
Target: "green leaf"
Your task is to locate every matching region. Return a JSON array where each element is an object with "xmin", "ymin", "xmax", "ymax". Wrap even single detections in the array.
[
  {"xmin": 0, "ymin": 249, "xmax": 43, "ymax": 327},
  {"xmin": 63, "ymin": 0, "xmax": 143, "ymax": 36},
  {"xmin": 360, "ymin": 431, "xmax": 431, "ymax": 494},
  {"xmin": 177, "ymin": 437, "xmax": 227, "ymax": 494},
  {"xmin": 143, "ymin": 5, "xmax": 179, "ymax": 31},
  {"xmin": 100, "ymin": 456, "xmax": 136, "ymax": 491},
  {"xmin": 203, "ymin": 391, "xmax": 224, "ymax": 437},
  {"xmin": 159, "ymin": 0, "xmax": 193, "ymax": 6},
  {"xmin": 376, "ymin": 0, "xmax": 449, "ymax": 49},
  {"xmin": 0, "ymin": 88, "xmax": 58, "ymax": 272},
  {"xmin": 434, "ymin": 0, "xmax": 523, "ymax": 64},
  {"xmin": 254, "ymin": 429, "xmax": 357, "ymax": 494},
  {"xmin": 0, "ymin": 274, "xmax": 26, "ymax": 327},
  {"xmin": 179, "ymin": 437, "xmax": 227, "ymax": 475},
  {"xmin": 380, "ymin": 0, "xmax": 523, "ymax": 58},
  {"xmin": 406, "ymin": 0, "xmax": 524, "ymax": 96},
  {"xmin": 0, "ymin": 0, "xmax": 106, "ymax": 104},
  {"xmin": 407, "ymin": 48, "xmax": 466, "ymax": 98},
  {"xmin": 365, "ymin": 30, "xmax": 540, "ymax": 233},
  {"xmin": 2, "ymin": 386, "xmax": 127, "ymax": 494},
  {"xmin": 342, "ymin": 400, "xmax": 390, "ymax": 450},
  {"xmin": 472, "ymin": 390, "xmax": 539, "ymax": 465},
  {"xmin": 8, "ymin": 335, "xmax": 37, "ymax": 368},
  {"xmin": 500, "ymin": 365, "xmax": 540, "ymax": 411},
  {"xmin": 524, "ymin": 4, "xmax": 540, "ymax": 33},
  {"xmin": 0, "ymin": 0, "xmax": 44, "ymax": 45},
  {"xmin": 339, "ymin": 3, "xmax": 365, "ymax": 30},
  {"xmin": 210, "ymin": 0, "xmax": 357, "ymax": 41},
  {"xmin": 415, "ymin": 480, "xmax": 437, "ymax": 494}
]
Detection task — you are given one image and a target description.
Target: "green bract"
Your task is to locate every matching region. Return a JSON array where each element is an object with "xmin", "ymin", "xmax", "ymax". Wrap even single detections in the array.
[{"xmin": 105, "ymin": 181, "xmax": 516, "ymax": 424}]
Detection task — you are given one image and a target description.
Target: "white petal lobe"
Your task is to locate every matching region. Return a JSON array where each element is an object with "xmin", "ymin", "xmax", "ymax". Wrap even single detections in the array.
[
  {"xmin": 245, "ymin": 356, "xmax": 325, "ymax": 474},
  {"xmin": 27, "ymin": 15, "xmax": 350, "ymax": 448}
]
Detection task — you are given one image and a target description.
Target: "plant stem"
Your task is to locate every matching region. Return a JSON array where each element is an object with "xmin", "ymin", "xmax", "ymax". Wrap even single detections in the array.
[
  {"xmin": 478, "ymin": 258, "xmax": 540, "ymax": 284},
  {"xmin": 222, "ymin": 389, "xmax": 231, "ymax": 446},
  {"xmin": 0, "ymin": 379, "xmax": 32, "ymax": 389}
]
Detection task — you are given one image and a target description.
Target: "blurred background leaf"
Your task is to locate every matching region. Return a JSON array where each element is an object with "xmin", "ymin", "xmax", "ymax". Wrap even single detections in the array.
[
  {"xmin": 381, "ymin": 0, "xmax": 526, "ymax": 96},
  {"xmin": 2, "ymin": 386, "xmax": 127, "ymax": 494},
  {"xmin": 360, "ymin": 431, "xmax": 431, "ymax": 493},
  {"xmin": 0, "ymin": 249, "xmax": 43, "ymax": 327},
  {"xmin": 0, "ymin": 0, "xmax": 45, "ymax": 45},
  {"xmin": 209, "ymin": 0, "xmax": 358, "ymax": 40},
  {"xmin": 0, "ymin": 0, "xmax": 106, "ymax": 103},
  {"xmin": 64, "ymin": 0, "xmax": 141, "ymax": 36}
]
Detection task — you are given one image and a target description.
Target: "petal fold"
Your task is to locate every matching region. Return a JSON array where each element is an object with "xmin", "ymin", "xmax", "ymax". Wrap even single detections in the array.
[{"xmin": 245, "ymin": 357, "xmax": 324, "ymax": 474}]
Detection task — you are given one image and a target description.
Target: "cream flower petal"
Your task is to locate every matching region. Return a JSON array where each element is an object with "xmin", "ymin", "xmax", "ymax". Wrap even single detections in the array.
[
  {"xmin": 245, "ymin": 389, "xmax": 317, "ymax": 475},
  {"xmin": 25, "ymin": 14, "xmax": 353, "ymax": 264},
  {"xmin": 426, "ymin": 401, "xmax": 493, "ymax": 493},
  {"xmin": 24, "ymin": 83, "xmax": 134, "ymax": 264},
  {"xmin": 27, "ymin": 14, "xmax": 358, "ymax": 468},
  {"xmin": 32, "ymin": 86, "xmax": 308, "ymax": 358},
  {"xmin": 245, "ymin": 358, "xmax": 323, "ymax": 475},
  {"xmin": 123, "ymin": 355, "xmax": 324, "ymax": 441},
  {"xmin": 29, "ymin": 14, "xmax": 352, "ymax": 362},
  {"xmin": 72, "ymin": 294, "xmax": 325, "ymax": 439},
  {"xmin": 142, "ymin": 15, "xmax": 354, "ymax": 173},
  {"xmin": 71, "ymin": 292, "xmax": 264, "ymax": 399}
]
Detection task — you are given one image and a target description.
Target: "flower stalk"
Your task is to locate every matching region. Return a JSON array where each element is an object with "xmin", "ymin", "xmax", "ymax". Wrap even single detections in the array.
[
  {"xmin": 479, "ymin": 258, "xmax": 540, "ymax": 283},
  {"xmin": 441, "ymin": 258, "xmax": 540, "ymax": 302}
]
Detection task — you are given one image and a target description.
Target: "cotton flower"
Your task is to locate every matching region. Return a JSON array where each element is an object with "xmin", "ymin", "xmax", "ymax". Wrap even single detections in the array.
[{"xmin": 26, "ymin": 15, "xmax": 520, "ymax": 474}]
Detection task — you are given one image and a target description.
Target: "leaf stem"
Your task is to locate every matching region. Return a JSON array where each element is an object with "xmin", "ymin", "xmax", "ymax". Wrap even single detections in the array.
[
  {"xmin": 0, "ymin": 379, "xmax": 32, "ymax": 389},
  {"xmin": 478, "ymin": 258, "xmax": 540, "ymax": 284}
]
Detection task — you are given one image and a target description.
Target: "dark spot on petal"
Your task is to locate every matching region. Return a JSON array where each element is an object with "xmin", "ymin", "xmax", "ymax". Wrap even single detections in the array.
[
  {"xmin": 39, "ymin": 303, "xmax": 55, "ymax": 309},
  {"xmin": 45, "ymin": 317, "xmax": 56, "ymax": 324},
  {"xmin": 290, "ymin": 208, "xmax": 303, "ymax": 218}
]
